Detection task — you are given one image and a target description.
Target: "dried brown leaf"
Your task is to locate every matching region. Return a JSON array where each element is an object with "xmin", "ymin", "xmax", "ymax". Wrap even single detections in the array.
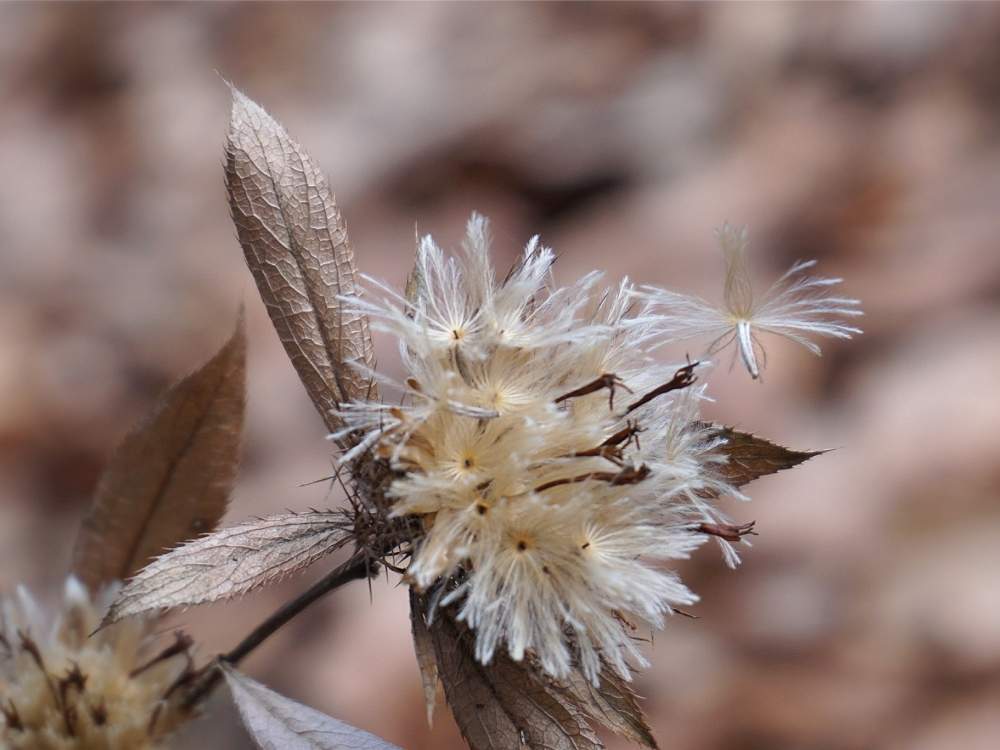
[
  {"xmin": 427, "ymin": 604, "xmax": 603, "ymax": 750},
  {"xmin": 695, "ymin": 423, "xmax": 822, "ymax": 493},
  {"xmin": 72, "ymin": 317, "xmax": 246, "ymax": 591},
  {"xmin": 225, "ymin": 86, "xmax": 376, "ymax": 440},
  {"xmin": 409, "ymin": 591, "xmax": 441, "ymax": 728},
  {"xmin": 222, "ymin": 662, "xmax": 401, "ymax": 750},
  {"xmin": 560, "ymin": 668, "xmax": 657, "ymax": 748},
  {"xmin": 102, "ymin": 512, "xmax": 349, "ymax": 626},
  {"xmin": 708, "ymin": 425, "xmax": 822, "ymax": 488}
]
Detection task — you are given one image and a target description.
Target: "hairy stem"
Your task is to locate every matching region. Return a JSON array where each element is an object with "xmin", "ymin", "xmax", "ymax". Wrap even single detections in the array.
[{"xmin": 182, "ymin": 553, "xmax": 376, "ymax": 709}]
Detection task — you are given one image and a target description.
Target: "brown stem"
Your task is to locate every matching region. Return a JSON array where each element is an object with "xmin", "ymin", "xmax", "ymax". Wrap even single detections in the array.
[
  {"xmin": 535, "ymin": 464, "xmax": 650, "ymax": 493},
  {"xmin": 562, "ymin": 445, "xmax": 625, "ymax": 466},
  {"xmin": 130, "ymin": 631, "xmax": 193, "ymax": 678},
  {"xmin": 181, "ymin": 553, "xmax": 376, "ymax": 710},
  {"xmin": 697, "ymin": 521, "xmax": 757, "ymax": 542},
  {"xmin": 555, "ymin": 373, "xmax": 633, "ymax": 411},
  {"xmin": 1, "ymin": 699, "xmax": 22, "ymax": 731},
  {"xmin": 625, "ymin": 360, "xmax": 699, "ymax": 415},
  {"xmin": 600, "ymin": 420, "xmax": 643, "ymax": 448}
]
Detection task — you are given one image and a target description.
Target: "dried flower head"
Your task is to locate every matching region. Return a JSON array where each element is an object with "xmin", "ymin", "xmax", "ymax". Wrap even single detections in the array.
[
  {"xmin": 98, "ymin": 91, "xmax": 864, "ymax": 750},
  {"xmin": 640, "ymin": 224, "xmax": 863, "ymax": 378},
  {"xmin": 1, "ymin": 577, "xmax": 191, "ymax": 750},
  {"xmin": 338, "ymin": 214, "xmax": 762, "ymax": 683}
]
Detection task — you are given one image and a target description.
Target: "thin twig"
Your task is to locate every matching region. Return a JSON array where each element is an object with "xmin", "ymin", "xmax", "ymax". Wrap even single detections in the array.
[
  {"xmin": 555, "ymin": 373, "xmax": 633, "ymax": 411},
  {"xmin": 624, "ymin": 360, "xmax": 699, "ymax": 415},
  {"xmin": 181, "ymin": 553, "xmax": 376, "ymax": 710},
  {"xmin": 696, "ymin": 520, "xmax": 757, "ymax": 542}
]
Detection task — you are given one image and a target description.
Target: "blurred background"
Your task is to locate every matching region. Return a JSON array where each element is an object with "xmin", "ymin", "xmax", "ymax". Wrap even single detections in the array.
[{"xmin": 2, "ymin": 3, "xmax": 999, "ymax": 749}]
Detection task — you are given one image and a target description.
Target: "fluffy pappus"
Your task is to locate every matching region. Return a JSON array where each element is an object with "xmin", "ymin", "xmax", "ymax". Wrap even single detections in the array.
[{"xmin": 337, "ymin": 214, "xmax": 857, "ymax": 684}]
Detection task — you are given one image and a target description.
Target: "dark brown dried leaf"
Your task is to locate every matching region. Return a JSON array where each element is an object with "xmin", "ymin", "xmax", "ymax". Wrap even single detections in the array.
[
  {"xmin": 701, "ymin": 423, "xmax": 822, "ymax": 489},
  {"xmin": 225, "ymin": 87, "xmax": 376, "ymax": 440},
  {"xmin": 409, "ymin": 590, "xmax": 441, "ymax": 728},
  {"xmin": 427, "ymin": 604, "xmax": 603, "ymax": 750},
  {"xmin": 560, "ymin": 668, "xmax": 657, "ymax": 748},
  {"xmin": 72, "ymin": 318, "xmax": 246, "ymax": 591},
  {"xmin": 102, "ymin": 511, "xmax": 350, "ymax": 626}
]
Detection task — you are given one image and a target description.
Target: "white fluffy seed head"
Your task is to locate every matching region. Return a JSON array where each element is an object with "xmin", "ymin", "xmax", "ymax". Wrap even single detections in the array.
[{"xmin": 339, "ymin": 214, "xmax": 844, "ymax": 683}]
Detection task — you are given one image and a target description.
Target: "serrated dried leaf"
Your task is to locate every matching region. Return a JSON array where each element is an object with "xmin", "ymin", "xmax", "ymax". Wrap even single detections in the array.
[
  {"xmin": 409, "ymin": 590, "xmax": 441, "ymax": 727},
  {"xmin": 559, "ymin": 668, "xmax": 657, "ymax": 748},
  {"xmin": 225, "ymin": 86, "xmax": 376, "ymax": 440},
  {"xmin": 222, "ymin": 662, "xmax": 401, "ymax": 750},
  {"xmin": 706, "ymin": 424, "xmax": 822, "ymax": 488},
  {"xmin": 428, "ymin": 605, "xmax": 603, "ymax": 750},
  {"xmin": 102, "ymin": 512, "xmax": 349, "ymax": 626},
  {"xmin": 72, "ymin": 317, "xmax": 246, "ymax": 591}
]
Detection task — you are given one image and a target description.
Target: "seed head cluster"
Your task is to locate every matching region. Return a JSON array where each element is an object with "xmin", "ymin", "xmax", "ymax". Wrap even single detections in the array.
[
  {"xmin": 339, "ymin": 215, "xmax": 859, "ymax": 683},
  {"xmin": 1, "ymin": 577, "xmax": 190, "ymax": 750}
]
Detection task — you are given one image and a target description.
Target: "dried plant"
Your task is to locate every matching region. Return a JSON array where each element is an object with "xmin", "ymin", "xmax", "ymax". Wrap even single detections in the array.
[
  {"xmin": 3, "ymin": 85, "xmax": 862, "ymax": 750},
  {"xmin": 1, "ymin": 578, "xmax": 194, "ymax": 750},
  {"xmin": 638, "ymin": 224, "xmax": 862, "ymax": 379},
  {"xmin": 1, "ymin": 320, "xmax": 246, "ymax": 749},
  {"xmin": 220, "ymin": 663, "xmax": 397, "ymax": 750},
  {"xmin": 73, "ymin": 318, "xmax": 246, "ymax": 590}
]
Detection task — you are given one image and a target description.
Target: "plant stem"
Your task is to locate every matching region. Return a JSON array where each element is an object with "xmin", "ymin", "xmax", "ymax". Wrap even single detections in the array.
[{"xmin": 182, "ymin": 553, "xmax": 375, "ymax": 709}]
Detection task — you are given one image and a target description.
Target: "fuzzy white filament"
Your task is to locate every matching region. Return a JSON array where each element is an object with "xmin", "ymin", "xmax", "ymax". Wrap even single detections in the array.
[
  {"xmin": 338, "ymin": 215, "xmax": 845, "ymax": 684},
  {"xmin": 639, "ymin": 224, "xmax": 863, "ymax": 379}
]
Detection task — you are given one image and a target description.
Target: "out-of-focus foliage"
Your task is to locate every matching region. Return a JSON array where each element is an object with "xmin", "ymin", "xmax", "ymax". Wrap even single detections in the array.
[
  {"xmin": 2, "ymin": 3, "xmax": 999, "ymax": 749},
  {"xmin": 74, "ymin": 318, "xmax": 245, "ymax": 590},
  {"xmin": 222, "ymin": 663, "xmax": 400, "ymax": 750}
]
